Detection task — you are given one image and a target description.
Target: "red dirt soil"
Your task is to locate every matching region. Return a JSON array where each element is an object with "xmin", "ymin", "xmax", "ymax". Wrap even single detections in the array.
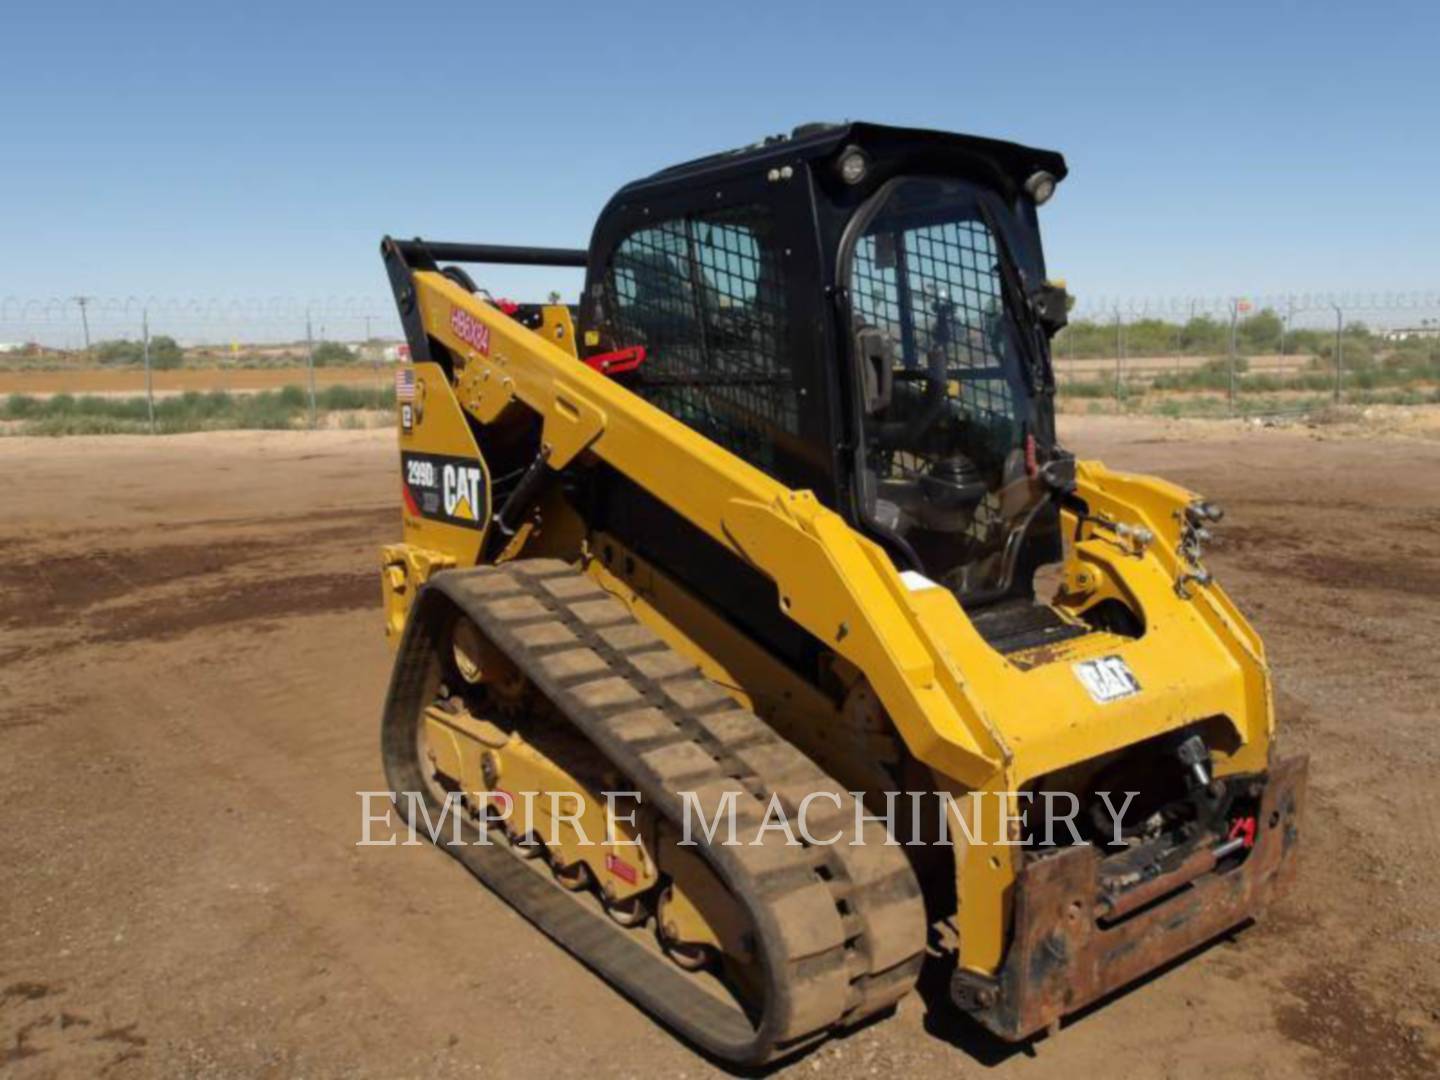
[{"xmin": 1, "ymin": 417, "xmax": 1436, "ymax": 1078}]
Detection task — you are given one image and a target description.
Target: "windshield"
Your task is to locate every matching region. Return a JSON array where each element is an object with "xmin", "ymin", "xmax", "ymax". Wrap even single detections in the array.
[{"xmin": 845, "ymin": 175, "xmax": 1055, "ymax": 604}]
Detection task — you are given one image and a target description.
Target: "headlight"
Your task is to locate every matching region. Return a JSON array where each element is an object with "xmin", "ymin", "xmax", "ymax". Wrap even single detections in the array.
[
  {"xmin": 1024, "ymin": 170, "xmax": 1057, "ymax": 205},
  {"xmin": 837, "ymin": 146, "xmax": 869, "ymax": 185}
]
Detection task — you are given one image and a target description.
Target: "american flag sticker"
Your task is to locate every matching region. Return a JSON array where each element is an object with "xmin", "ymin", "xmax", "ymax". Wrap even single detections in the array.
[{"xmin": 395, "ymin": 368, "xmax": 415, "ymax": 401}]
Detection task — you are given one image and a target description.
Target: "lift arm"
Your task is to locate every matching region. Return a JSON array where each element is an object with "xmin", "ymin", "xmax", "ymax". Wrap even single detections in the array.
[{"xmin": 383, "ymin": 236, "xmax": 1011, "ymax": 790}]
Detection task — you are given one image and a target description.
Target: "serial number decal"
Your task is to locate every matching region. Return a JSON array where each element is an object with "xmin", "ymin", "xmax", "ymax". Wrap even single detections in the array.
[
  {"xmin": 401, "ymin": 451, "xmax": 487, "ymax": 531},
  {"xmin": 1073, "ymin": 656, "xmax": 1141, "ymax": 704},
  {"xmin": 449, "ymin": 306, "xmax": 491, "ymax": 355}
]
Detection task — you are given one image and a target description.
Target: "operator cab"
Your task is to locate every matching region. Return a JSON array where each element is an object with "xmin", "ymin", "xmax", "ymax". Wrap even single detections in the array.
[{"xmin": 580, "ymin": 122, "xmax": 1073, "ymax": 625}]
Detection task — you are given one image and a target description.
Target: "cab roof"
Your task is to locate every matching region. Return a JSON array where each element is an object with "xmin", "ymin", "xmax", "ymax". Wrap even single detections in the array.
[{"xmin": 618, "ymin": 121, "xmax": 1067, "ymax": 202}]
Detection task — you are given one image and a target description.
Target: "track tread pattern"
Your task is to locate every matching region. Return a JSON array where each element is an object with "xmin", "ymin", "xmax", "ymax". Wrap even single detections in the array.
[{"xmin": 384, "ymin": 560, "xmax": 926, "ymax": 1064}]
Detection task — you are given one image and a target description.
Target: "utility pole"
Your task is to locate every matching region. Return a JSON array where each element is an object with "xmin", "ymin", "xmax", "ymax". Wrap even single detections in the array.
[
  {"xmin": 143, "ymin": 310, "xmax": 156, "ymax": 435},
  {"xmin": 1113, "ymin": 309, "xmax": 1124, "ymax": 411},
  {"xmin": 1331, "ymin": 303, "xmax": 1343, "ymax": 403},
  {"xmin": 1228, "ymin": 299, "xmax": 1240, "ymax": 415},
  {"xmin": 73, "ymin": 295, "xmax": 93, "ymax": 354},
  {"xmin": 306, "ymin": 314, "xmax": 318, "ymax": 429}
]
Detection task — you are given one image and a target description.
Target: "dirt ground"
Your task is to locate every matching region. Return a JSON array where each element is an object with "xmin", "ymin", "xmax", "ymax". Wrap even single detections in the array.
[{"xmin": 2, "ymin": 416, "xmax": 1437, "ymax": 1079}]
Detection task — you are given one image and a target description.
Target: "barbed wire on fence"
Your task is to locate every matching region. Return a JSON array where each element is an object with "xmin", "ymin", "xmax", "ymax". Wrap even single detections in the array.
[
  {"xmin": 1070, "ymin": 291, "xmax": 1440, "ymax": 325},
  {"xmin": 0, "ymin": 295, "xmax": 401, "ymax": 348},
  {"xmin": 4, "ymin": 290, "xmax": 1440, "ymax": 352},
  {"xmin": 0, "ymin": 295, "xmax": 394, "ymax": 323}
]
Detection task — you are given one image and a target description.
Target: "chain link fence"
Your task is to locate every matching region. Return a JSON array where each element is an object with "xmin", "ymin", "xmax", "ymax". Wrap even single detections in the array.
[
  {"xmin": 1, "ymin": 295, "xmax": 396, "ymax": 350},
  {"xmin": 4, "ymin": 291, "xmax": 1439, "ymax": 428},
  {"xmin": 0, "ymin": 295, "xmax": 401, "ymax": 432},
  {"xmin": 1056, "ymin": 292, "xmax": 1440, "ymax": 418}
]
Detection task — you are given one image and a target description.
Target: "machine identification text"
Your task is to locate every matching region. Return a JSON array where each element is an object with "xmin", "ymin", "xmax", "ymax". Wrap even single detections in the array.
[
  {"xmin": 401, "ymin": 451, "xmax": 487, "ymax": 530},
  {"xmin": 450, "ymin": 306, "xmax": 491, "ymax": 355}
]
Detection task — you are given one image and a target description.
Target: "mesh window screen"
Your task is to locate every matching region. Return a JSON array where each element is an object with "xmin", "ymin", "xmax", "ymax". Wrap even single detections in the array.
[
  {"xmin": 852, "ymin": 209, "xmax": 1021, "ymax": 478},
  {"xmin": 604, "ymin": 207, "xmax": 796, "ymax": 472}
]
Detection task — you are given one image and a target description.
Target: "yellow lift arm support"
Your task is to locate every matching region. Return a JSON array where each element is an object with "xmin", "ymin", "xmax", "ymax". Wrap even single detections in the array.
[{"xmin": 418, "ymin": 269, "xmax": 1011, "ymax": 787}]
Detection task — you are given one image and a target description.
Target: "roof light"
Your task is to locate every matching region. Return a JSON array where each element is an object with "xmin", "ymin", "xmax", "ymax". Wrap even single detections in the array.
[
  {"xmin": 837, "ymin": 146, "xmax": 869, "ymax": 185},
  {"xmin": 1024, "ymin": 170, "xmax": 1057, "ymax": 206}
]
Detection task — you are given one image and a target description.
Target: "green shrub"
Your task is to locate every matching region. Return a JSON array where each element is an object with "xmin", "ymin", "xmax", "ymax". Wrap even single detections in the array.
[
  {"xmin": 318, "ymin": 384, "xmax": 370, "ymax": 409},
  {"xmin": 94, "ymin": 339, "xmax": 142, "ymax": 364},
  {"xmin": 4, "ymin": 393, "xmax": 39, "ymax": 418},
  {"xmin": 1200, "ymin": 355, "xmax": 1248, "ymax": 375},
  {"xmin": 1237, "ymin": 308, "xmax": 1283, "ymax": 352},
  {"xmin": 312, "ymin": 341, "xmax": 356, "ymax": 366},
  {"xmin": 90, "ymin": 336, "xmax": 184, "ymax": 368},
  {"xmin": 1244, "ymin": 373, "xmax": 1281, "ymax": 392},
  {"xmin": 1180, "ymin": 316, "xmax": 1228, "ymax": 354},
  {"xmin": 149, "ymin": 335, "xmax": 184, "ymax": 369},
  {"xmin": 1, "ymin": 383, "xmax": 396, "ymax": 436},
  {"xmin": 1058, "ymin": 380, "xmax": 1114, "ymax": 399}
]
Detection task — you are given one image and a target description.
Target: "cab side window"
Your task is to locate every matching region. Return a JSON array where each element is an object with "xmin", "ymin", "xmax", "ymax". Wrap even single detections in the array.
[{"xmin": 602, "ymin": 206, "xmax": 796, "ymax": 473}]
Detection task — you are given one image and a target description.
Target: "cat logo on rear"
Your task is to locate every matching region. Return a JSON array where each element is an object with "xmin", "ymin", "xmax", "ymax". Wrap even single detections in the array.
[{"xmin": 1073, "ymin": 656, "xmax": 1141, "ymax": 704}]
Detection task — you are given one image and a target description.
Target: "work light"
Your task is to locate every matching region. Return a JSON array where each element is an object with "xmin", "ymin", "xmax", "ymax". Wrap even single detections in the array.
[
  {"xmin": 838, "ymin": 147, "xmax": 869, "ymax": 185},
  {"xmin": 1024, "ymin": 170, "xmax": 1057, "ymax": 205}
]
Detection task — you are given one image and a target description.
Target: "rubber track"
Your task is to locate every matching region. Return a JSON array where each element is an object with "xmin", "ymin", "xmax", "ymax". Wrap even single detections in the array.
[{"xmin": 381, "ymin": 559, "xmax": 926, "ymax": 1065}]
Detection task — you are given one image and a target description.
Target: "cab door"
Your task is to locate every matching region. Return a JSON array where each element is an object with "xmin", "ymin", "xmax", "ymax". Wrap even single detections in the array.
[{"xmin": 579, "ymin": 166, "xmax": 838, "ymax": 504}]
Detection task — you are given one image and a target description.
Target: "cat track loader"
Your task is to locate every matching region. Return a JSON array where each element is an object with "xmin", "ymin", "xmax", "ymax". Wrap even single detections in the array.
[{"xmin": 376, "ymin": 122, "xmax": 1305, "ymax": 1066}]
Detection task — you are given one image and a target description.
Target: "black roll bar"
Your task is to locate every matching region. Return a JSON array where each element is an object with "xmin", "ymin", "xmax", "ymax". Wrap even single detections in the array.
[{"xmin": 389, "ymin": 238, "xmax": 587, "ymax": 268}]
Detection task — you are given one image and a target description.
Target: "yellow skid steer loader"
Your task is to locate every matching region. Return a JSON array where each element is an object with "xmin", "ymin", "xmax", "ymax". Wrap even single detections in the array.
[{"xmin": 376, "ymin": 122, "xmax": 1304, "ymax": 1065}]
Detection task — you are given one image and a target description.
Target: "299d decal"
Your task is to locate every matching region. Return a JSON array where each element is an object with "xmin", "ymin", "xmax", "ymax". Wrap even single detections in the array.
[{"xmin": 401, "ymin": 451, "xmax": 488, "ymax": 530}]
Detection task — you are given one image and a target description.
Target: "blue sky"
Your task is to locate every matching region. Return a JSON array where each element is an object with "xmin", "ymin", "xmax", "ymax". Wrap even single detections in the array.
[{"xmin": 2, "ymin": 0, "xmax": 1436, "ymax": 332}]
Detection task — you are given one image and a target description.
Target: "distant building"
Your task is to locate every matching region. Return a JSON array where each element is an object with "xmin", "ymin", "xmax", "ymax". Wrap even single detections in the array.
[{"xmin": 1381, "ymin": 326, "xmax": 1440, "ymax": 342}]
